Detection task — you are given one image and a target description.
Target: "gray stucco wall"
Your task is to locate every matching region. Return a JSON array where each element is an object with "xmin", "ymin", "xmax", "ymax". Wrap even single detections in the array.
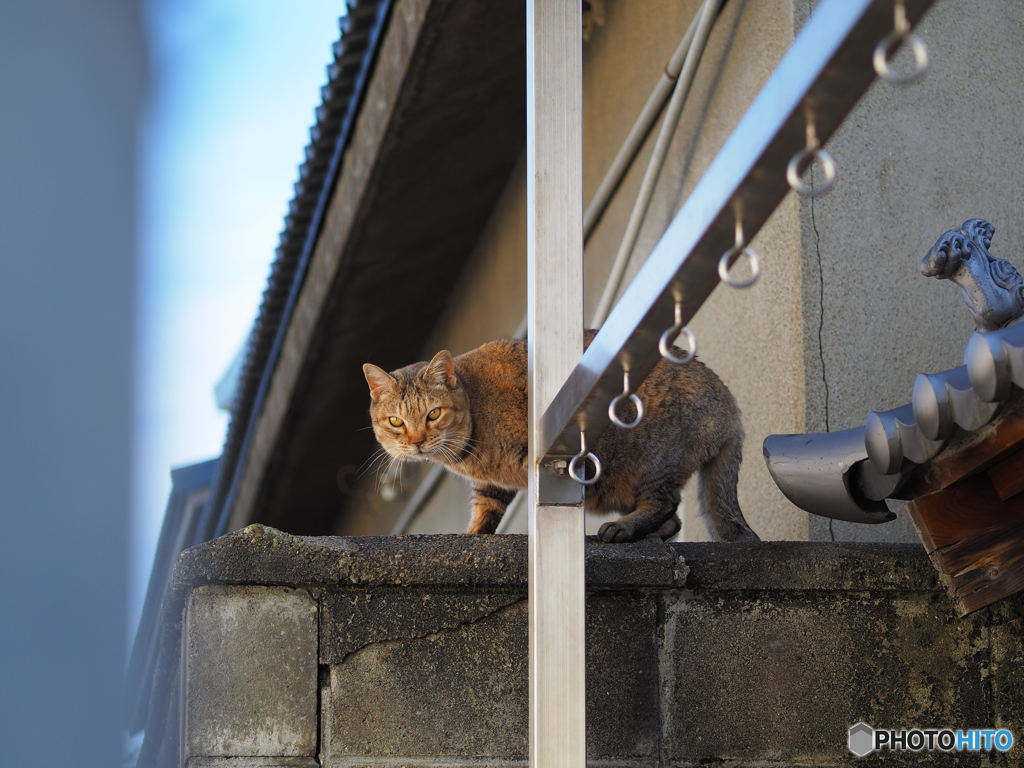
[{"xmin": 793, "ymin": 0, "xmax": 1024, "ymax": 542}]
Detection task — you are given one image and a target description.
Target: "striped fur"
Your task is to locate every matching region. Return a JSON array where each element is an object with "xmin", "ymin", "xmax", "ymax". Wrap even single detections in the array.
[{"xmin": 363, "ymin": 332, "xmax": 759, "ymax": 542}]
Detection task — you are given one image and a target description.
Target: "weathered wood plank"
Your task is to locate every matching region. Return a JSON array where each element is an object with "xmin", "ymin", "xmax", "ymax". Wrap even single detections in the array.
[
  {"xmin": 904, "ymin": 403, "xmax": 1024, "ymax": 498},
  {"xmin": 906, "ymin": 473, "xmax": 1024, "ymax": 553},
  {"xmin": 927, "ymin": 516, "xmax": 1024, "ymax": 616},
  {"xmin": 987, "ymin": 446, "xmax": 1024, "ymax": 501}
]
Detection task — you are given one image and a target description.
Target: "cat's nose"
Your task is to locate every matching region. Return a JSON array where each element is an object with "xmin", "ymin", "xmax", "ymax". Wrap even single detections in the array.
[{"xmin": 410, "ymin": 435, "xmax": 426, "ymax": 447}]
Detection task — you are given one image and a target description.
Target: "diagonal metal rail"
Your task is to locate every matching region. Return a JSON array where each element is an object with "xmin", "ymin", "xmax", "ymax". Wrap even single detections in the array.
[{"xmin": 540, "ymin": 0, "xmax": 936, "ymax": 460}]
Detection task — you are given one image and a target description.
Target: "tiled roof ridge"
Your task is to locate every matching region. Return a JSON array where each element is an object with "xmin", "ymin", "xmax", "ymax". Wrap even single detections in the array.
[
  {"xmin": 764, "ymin": 214, "xmax": 1024, "ymax": 525},
  {"xmin": 863, "ymin": 319, "xmax": 1024, "ymax": 476},
  {"xmin": 207, "ymin": 0, "xmax": 393, "ymax": 536}
]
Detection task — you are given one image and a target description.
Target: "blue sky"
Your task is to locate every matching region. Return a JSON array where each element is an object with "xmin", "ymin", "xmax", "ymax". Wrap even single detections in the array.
[{"xmin": 134, "ymin": 0, "xmax": 344, "ymax": 625}]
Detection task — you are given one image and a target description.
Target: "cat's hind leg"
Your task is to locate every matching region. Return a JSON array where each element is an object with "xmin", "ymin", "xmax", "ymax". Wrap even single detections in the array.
[
  {"xmin": 696, "ymin": 436, "xmax": 759, "ymax": 542},
  {"xmin": 597, "ymin": 482, "xmax": 679, "ymax": 543},
  {"xmin": 645, "ymin": 513, "xmax": 681, "ymax": 541},
  {"xmin": 467, "ymin": 484, "xmax": 517, "ymax": 534}
]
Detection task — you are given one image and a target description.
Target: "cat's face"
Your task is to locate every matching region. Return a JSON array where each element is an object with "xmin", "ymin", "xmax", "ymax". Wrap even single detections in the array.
[{"xmin": 363, "ymin": 350, "xmax": 472, "ymax": 465}]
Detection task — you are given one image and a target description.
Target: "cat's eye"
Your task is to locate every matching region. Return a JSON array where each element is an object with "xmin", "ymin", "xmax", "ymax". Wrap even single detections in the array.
[
  {"xmin": 426, "ymin": 407, "xmax": 442, "ymax": 421},
  {"xmin": 389, "ymin": 416, "xmax": 404, "ymax": 427}
]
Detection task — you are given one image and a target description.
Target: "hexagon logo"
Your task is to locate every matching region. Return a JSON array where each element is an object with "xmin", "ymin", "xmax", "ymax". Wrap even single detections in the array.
[{"xmin": 849, "ymin": 722, "xmax": 875, "ymax": 757}]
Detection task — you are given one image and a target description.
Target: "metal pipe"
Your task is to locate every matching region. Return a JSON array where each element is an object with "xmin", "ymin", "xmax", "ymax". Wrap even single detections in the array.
[
  {"xmin": 582, "ymin": 11, "xmax": 703, "ymax": 242},
  {"xmin": 390, "ymin": 463, "xmax": 447, "ymax": 534},
  {"xmin": 590, "ymin": 0, "xmax": 722, "ymax": 327},
  {"xmin": 526, "ymin": 0, "xmax": 585, "ymax": 764}
]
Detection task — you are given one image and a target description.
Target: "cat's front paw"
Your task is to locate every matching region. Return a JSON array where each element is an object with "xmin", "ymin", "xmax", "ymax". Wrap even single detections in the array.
[
  {"xmin": 466, "ymin": 517, "xmax": 500, "ymax": 535},
  {"xmin": 597, "ymin": 520, "xmax": 639, "ymax": 543}
]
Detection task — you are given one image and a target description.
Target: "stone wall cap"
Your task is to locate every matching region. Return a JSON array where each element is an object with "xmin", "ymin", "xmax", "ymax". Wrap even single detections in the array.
[
  {"xmin": 172, "ymin": 527, "xmax": 936, "ymax": 594},
  {"xmin": 673, "ymin": 541, "xmax": 938, "ymax": 592},
  {"xmin": 172, "ymin": 525, "xmax": 689, "ymax": 590}
]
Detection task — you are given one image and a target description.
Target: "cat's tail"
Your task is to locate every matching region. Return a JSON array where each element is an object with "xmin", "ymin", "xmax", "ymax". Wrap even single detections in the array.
[{"xmin": 696, "ymin": 435, "xmax": 760, "ymax": 542}]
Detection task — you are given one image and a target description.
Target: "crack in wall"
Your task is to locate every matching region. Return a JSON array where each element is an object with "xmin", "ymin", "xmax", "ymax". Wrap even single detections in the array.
[
  {"xmin": 810, "ymin": 178, "xmax": 835, "ymax": 543},
  {"xmin": 326, "ymin": 593, "xmax": 527, "ymax": 664}
]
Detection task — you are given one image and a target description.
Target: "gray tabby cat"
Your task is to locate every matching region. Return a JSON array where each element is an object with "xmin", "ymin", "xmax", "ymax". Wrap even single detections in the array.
[{"xmin": 363, "ymin": 331, "xmax": 759, "ymax": 543}]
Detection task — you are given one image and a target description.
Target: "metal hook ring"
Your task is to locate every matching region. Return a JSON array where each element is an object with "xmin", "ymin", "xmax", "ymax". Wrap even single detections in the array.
[
  {"xmin": 786, "ymin": 144, "xmax": 837, "ymax": 198},
  {"xmin": 718, "ymin": 243, "xmax": 761, "ymax": 289},
  {"xmin": 609, "ymin": 391, "xmax": 644, "ymax": 429},
  {"xmin": 568, "ymin": 450, "xmax": 602, "ymax": 485},
  {"xmin": 659, "ymin": 325, "xmax": 696, "ymax": 365},
  {"xmin": 873, "ymin": 31, "xmax": 928, "ymax": 86}
]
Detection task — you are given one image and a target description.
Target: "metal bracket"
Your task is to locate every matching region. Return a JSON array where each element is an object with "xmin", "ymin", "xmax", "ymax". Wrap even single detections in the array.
[{"xmin": 539, "ymin": 458, "xmax": 584, "ymax": 505}]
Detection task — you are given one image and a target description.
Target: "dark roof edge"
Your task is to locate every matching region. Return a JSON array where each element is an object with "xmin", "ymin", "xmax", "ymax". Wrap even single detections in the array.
[{"xmin": 206, "ymin": 0, "xmax": 394, "ymax": 538}]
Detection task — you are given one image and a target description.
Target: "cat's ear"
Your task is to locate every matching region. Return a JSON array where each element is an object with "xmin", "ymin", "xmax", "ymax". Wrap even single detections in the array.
[
  {"xmin": 422, "ymin": 350, "xmax": 457, "ymax": 390},
  {"xmin": 363, "ymin": 364, "xmax": 396, "ymax": 402}
]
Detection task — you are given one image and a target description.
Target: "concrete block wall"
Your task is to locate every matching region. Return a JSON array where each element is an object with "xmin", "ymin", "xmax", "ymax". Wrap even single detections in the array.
[
  {"xmin": 184, "ymin": 586, "xmax": 319, "ymax": 766},
  {"xmin": 146, "ymin": 526, "xmax": 1024, "ymax": 767}
]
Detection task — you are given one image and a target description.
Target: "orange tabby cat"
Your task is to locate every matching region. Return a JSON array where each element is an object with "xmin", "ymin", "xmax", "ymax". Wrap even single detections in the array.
[{"xmin": 363, "ymin": 332, "xmax": 759, "ymax": 542}]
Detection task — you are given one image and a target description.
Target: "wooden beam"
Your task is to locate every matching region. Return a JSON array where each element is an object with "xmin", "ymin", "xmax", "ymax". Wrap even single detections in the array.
[
  {"xmin": 928, "ymin": 516, "xmax": 1024, "ymax": 617},
  {"xmin": 903, "ymin": 403, "xmax": 1024, "ymax": 498},
  {"xmin": 987, "ymin": 446, "xmax": 1024, "ymax": 501},
  {"xmin": 906, "ymin": 473, "xmax": 1024, "ymax": 553},
  {"xmin": 907, "ymin": 473, "xmax": 1024, "ymax": 615}
]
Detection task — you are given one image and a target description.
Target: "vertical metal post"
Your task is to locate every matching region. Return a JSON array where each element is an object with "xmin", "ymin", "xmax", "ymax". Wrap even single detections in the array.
[{"xmin": 526, "ymin": 0, "xmax": 585, "ymax": 766}]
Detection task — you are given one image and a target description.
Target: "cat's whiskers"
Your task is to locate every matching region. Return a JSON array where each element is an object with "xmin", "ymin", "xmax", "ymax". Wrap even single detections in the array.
[
  {"xmin": 435, "ymin": 430, "xmax": 484, "ymax": 463},
  {"xmin": 434, "ymin": 444, "xmax": 461, "ymax": 466},
  {"xmin": 437, "ymin": 439, "xmax": 480, "ymax": 467},
  {"xmin": 389, "ymin": 456, "xmax": 405, "ymax": 495},
  {"xmin": 357, "ymin": 446, "xmax": 391, "ymax": 478},
  {"xmin": 425, "ymin": 438, "xmax": 452, "ymax": 462},
  {"xmin": 455, "ymin": 437, "xmax": 484, "ymax": 461},
  {"xmin": 433, "ymin": 440, "xmax": 464, "ymax": 465},
  {"xmin": 376, "ymin": 453, "xmax": 407, "ymax": 494},
  {"xmin": 372, "ymin": 454, "xmax": 392, "ymax": 492}
]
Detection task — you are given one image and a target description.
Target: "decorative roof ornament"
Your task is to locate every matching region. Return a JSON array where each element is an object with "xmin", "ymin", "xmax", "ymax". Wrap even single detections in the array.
[
  {"xmin": 764, "ymin": 219, "xmax": 1024, "ymax": 523},
  {"xmin": 919, "ymin": 218, "xmax": 1024, "ymax": 332}
]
